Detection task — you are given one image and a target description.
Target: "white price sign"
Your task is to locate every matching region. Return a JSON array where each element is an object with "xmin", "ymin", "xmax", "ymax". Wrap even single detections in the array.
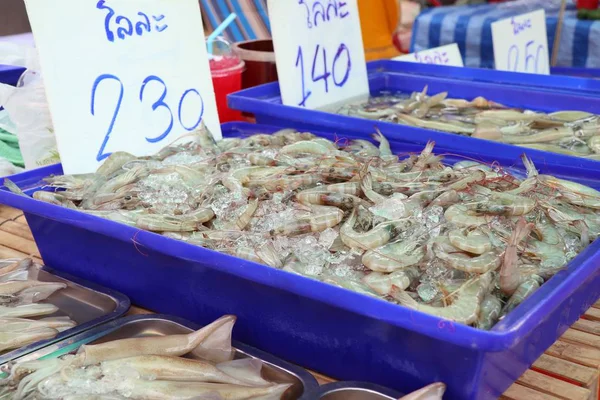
[
  {"xmin": 24, "ymin": 0, "xmax": 222, "ymax": 174},
  {"xmin": 268, "ymin": 0, "xmax": 369, "ymax": 109},
  {"xmin": 393, "ymin": 43, "xmax": 464, "ymax": 67},
  {"xmin": 491, "ymin": 9, "xmax": 550, "ymax": 75}
]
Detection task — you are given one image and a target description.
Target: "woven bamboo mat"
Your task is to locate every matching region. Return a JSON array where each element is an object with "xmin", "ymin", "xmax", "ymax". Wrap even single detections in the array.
[{"xmin": 2, "ymin": 205, "xmax": 599, "ymax": 399}]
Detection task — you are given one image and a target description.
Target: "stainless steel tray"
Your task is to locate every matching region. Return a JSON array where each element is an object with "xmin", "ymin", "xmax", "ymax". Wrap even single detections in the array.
[
  {"xmin": 305, "ymin": 381, "xmax": 403, "ymax": 400},
  {"xmin": 0, "ymin": 264, "xmax": 130, "ymax": 364},
  {"xmin": 14, "ymin": 314, "xmax": 319, "ymax": 399}
]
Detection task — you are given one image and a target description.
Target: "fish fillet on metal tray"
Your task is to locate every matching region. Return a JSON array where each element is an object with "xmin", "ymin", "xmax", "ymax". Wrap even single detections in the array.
[
  {"xmin": 13, "ymin": 314, "xmax": 319, "ymax": 400},
  {"xmin": 0, "ymin": 263, "xmax": 130, "ymax": 364}
]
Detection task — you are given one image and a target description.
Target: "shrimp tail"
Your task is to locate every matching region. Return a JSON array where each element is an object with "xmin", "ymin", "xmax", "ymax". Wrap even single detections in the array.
[
  {"xmin": 520, "ymin": 154, "xmax": 539, "ymax": 178},
  {"xmin": 371, "ymin": 131, "xmax": 383, "ymax": 144},
  {"xmin": 500, "ymin": 217, "xmax": 534, "ymax": 295},
  {"xmin": 391, "ymin": 286, "xmax": 419, "ymax": 308},
  {"xmin": 399, "ymin": 382, "xmax": 446, "ymax": 400}
]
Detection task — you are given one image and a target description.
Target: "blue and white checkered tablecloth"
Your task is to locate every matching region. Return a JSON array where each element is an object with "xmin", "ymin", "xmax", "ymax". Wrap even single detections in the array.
[{"xmin": 411, "ymin": 0, "xmax": 600, "ymax": 69}]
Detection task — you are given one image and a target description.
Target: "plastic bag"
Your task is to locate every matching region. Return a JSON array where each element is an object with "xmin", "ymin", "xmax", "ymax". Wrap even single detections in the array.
[
  {"xmin": 0, "ymin": 43, "xmax": 59, "ymax": 170},
  {"xmin": 0, "ymin": 156, "xmax": 23, "ymax": 177}
]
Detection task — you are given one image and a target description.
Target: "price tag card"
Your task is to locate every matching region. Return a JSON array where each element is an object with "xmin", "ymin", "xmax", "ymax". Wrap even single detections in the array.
[
  {"xmin": 491, "ymin": 9, "xmax": 550, "ymax": 75},
  {"xmin": 268, "ymin": 0, "xmax": 369, "ymax": 109},
  {"xmin": 24, "ymin": 0, "xmax": 222, "ymax": 174},
  {"xmin": 393, "ymin": 43, "xmax": 464, "ymax": 67}
]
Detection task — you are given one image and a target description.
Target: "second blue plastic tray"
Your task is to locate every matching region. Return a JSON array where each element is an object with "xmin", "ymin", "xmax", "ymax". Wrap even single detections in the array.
[{"xmin": 228, "ymin": 71, "xmax": 600, "ymax": 171}]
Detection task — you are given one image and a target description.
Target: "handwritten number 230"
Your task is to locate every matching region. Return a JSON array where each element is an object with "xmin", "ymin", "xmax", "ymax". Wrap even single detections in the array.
[{"xmin": 92, "ymin": 75, "xmax": 204, "ymax": 161}]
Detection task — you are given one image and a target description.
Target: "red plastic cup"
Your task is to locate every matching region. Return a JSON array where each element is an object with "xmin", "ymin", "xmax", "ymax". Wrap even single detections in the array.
[
  {"xmin": 207, "ymin": 37, "xmax": 245, "ymax": 123},
  {"xmin": 578, "ymin": 0, "xmax": 599, "ymax": 9}
]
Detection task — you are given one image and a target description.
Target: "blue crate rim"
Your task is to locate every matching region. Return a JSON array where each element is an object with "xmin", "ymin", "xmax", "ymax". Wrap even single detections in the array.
[
  {"xmin": 13, "ymin": 313, "xmax": 320, "ymax": 395},
  {"xmin": 1, "ymin": 122, "xmax": 599, "ymax": 353},
  {"xmin": 0, "ymin": 263, "xmax": 130, "ymax": 364},
  {"xmin": 366, "ymin": 60, "xmax": 600, "ymax": 94}
]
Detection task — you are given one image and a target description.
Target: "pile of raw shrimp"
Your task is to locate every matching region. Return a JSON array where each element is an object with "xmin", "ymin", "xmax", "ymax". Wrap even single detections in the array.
[
  {"xmin": 0, "ymin": 315, "xmax": 292, "ymax": 399},
  {"xmin": 0, "ymin": 258, "xmax": 75, "ymax": 353},
  {"xmin": 16, "ymin": 127, "xmax": 600, "ymax": 330},
  {"xmin": 339, "ymin": 86, "xmax": 600, "ymax": 159}
]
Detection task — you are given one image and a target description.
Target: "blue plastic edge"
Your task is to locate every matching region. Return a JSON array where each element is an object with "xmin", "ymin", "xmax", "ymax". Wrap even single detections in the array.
[
  {"xmin": 366, "ymin": 60, "xmax": 600, "ymax": 95},
  {"xmin": 0, "ymin": 122, "xmax": 598, "ymax": 356},
  {"xmin": 0, "ymin": 264, "xmax": 131, "ymax": 364}
]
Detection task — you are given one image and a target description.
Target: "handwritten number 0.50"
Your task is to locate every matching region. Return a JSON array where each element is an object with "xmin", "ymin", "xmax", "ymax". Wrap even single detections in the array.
[
  {"xmin": 507, "ymin": 41, "xmax": 546, "ymax": 74},
  {"xmin": 295, "ymin": 43, "xmax": 351, "ymax": 107},
  {"xmin": 92, "ymin": 76, "xmax": 205, "ymax": 162}
]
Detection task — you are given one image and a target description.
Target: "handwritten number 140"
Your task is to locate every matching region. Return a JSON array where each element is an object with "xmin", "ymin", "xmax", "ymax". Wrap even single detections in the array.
[
  {"xmin": 295, "ymin": 43, "xmax": 351, "ymax": 107},
  {"xmin": 92, "ymin": 75, "xmax": 204, "ymax": 162}
]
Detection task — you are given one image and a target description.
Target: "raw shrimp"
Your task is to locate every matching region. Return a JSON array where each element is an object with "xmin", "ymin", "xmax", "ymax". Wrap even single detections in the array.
[
  {"xmin": 295, "ymin": 191, "xmax": 368, "ymax": 211},
  {"xmin": 340, "ymin": 208, "xmax": 396, "ymax": 251},
  {"xmin": 361, "ymin": 173, "xmax": 387, "ymax": 204},
  {"xmin": 135, "ymin": 209, "xmax": 215, "ymax": 232},
  {"xmin": 500, "ymin": 218, "xmax": 534, "ymax": 296},
  {"xmin": 448, "ymin": 228, "xmax": 492, "ymax": 255},
  {"xmin": 469, "ymin": 192, "xmax": 535, "ymax": 217},
  {"xmin": 236, "ymin": 199, "xmax": 259, "ymax": 230},
  {"xmin": 538, "ymin": 175, "xmax": 600, "ymax": 209},
  {"xmin": 476, "ymin": 295, "xmax": 502, "ymax": 330},
  {"xmin": 363, "ymin": 237, "xmax": 426, "ymax": 273},
  {"xmin": 445, "ymin": 204, "xmax": 492, "ymax": 227},
  {"xmin": 435, "ymin": 246, "xmax": 501, "ymax": 274},
  {"xmin": 392, "ymin": 273, "xmax": 493, "ymax": 325},
  {"xmin": 270, "ymin": 205, "xmax": 344, "ymax": 236},
  {"xmin": 32, "ymin": 192, "xmax": 78, "ymax": 209},
  {"xmin": 503, "ymin": 275, "xmax": 544, "ymax": 315},
  {"xmin": 362, "ymin": 267, "xmax": 420, "ymax": 296}
]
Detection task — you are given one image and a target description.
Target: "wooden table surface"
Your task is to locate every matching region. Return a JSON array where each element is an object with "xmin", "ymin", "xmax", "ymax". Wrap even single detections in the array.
[{"xmin": 2, "ymin": 205, "xmax": 599, "ymax": 399}]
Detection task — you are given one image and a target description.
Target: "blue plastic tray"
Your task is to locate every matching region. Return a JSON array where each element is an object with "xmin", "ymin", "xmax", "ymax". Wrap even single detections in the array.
[
  {"xmin": 228, "ymin": 72, "xmax": 600, "ymax": 171},
  {"xmin": 0, "ymin": 64, "xmax": 25, "ymax": 86},
  {"xmin": 368, "ymin": 60, "xmax": 600, "ymax": 96},
  {"xmin": 1, "ymin": 122, "xmax": 599, "ymax": 400}
]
